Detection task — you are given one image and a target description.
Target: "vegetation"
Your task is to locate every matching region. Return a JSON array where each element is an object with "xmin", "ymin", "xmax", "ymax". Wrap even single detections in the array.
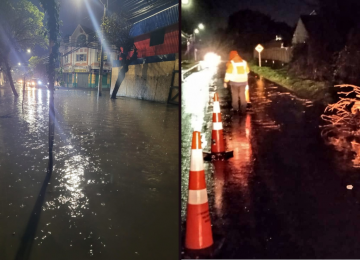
[
  {"xmin": 250, "ymin": 61, "xmax": 329, "ymax": 102},
  {"xmin": 28, "ymin": 56, "xmax": 46, "ymax": 78},
  {"xmin": 0, "ymin": 0, "xmax": 47, "ymax": 96},
  {"xmin": 288, "ymin": 0, "xmax": 360, "ymax": 87},
  {"xmin": 227, "ymin": 9, "xmax": 294, "ymax": 53}
]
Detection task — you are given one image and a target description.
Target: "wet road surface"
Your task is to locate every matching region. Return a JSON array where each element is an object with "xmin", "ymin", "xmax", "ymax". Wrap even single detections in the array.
[
  {"xmin": 0, "ymin": 85, "xmax": 179, "ymax": 260},
  {"xmin": 181, "ymin": 67, "xmax": 360, "ymax": 258}
]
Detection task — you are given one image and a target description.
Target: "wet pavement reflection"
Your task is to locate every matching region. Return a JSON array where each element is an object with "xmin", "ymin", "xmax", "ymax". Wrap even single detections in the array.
[
  {"xmin": 0, "ymin": 85, "xmax": 179, "ymax": 260},
  {"xmin": 181, "ymin": 68, "xmax": 360, "ymax": 258}
]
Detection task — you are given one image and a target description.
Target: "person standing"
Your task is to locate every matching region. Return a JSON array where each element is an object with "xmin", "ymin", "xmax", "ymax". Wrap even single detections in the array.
[{"xmin": 224, "ymin": 50, "xmax": 250, "ymax": 114}]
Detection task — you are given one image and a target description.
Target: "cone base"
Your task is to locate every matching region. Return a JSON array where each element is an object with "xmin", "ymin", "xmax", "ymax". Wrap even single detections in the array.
[{"xmin": 203, "ymin": 150, "xmax": 234, "ymax": 161}]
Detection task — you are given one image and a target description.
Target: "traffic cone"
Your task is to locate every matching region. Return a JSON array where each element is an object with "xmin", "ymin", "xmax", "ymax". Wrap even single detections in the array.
[
  {"xmin": 204, "ymin": 93, "xmax": 233, "ymax": 161},
  {"xmin": 185, "ymin": 131, "xmax": 213, "ymax": 250},
  {"xmin": 212, "ymin": 93, "xmax": 225, "ymax": 154}
]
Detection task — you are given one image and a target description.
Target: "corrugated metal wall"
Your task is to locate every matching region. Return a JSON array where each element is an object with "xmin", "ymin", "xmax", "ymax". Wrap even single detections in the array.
[{"xmin": 130, "ymin": 4, "xmax": 178, "ymax": 37}]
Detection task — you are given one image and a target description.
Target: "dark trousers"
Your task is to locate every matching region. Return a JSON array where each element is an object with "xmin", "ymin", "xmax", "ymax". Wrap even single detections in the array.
[{"xmin": 230, "ymin": 83, "xmax": 247, "ymax": 113}]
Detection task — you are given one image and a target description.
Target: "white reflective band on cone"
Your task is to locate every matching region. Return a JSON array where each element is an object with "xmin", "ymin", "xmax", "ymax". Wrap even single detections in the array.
[
  {"xmin": 213, "ymin": 102, "xmax": 220, "ymax": 113},
  {"xmin": 190, "ymin": 149, "xmax": 204, "ymax": 171},
  {"xmin": 188, "ymin": 189, "xmax": 208, "ymax": 205},
  {"xmin": 213, "ymin": 122, "xmax": 223, "ymax": 130}
]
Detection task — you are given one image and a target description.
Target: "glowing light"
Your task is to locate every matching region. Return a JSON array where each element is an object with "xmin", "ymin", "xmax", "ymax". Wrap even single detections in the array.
[
  {"xmin": 194, "ymin": 28, "xmax": 199, "ymax": 34},
  {"xmin": 182, "ymin": 0, "xmax": 189, "ymax": 4},
  {"xmin": 18, "ymin": 63, "xmax": 21, "ymax": 66},
  {"xmin": 38, "ymin": 80, "xmax": 42, "ymax": 85},
  {"xmin": 32, "ymin": 82, "xmax": 35, "ymax": 86},
  {"xmin": 27, "ymin": 49, "xmax": 31, "ymax": 53},
  {"xmin": 201, "ymin": 52, "xmax": 221, "ymax": 70},
  {"xmin": 198, "ymin": 23, "xmax": 204, "ymax": 30}
]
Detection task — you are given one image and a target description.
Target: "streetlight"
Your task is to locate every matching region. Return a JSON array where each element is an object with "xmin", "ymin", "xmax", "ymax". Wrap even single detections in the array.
[
  {"xmin": 27, "ymin": 49, "xmax": 31, "ymax": 53},
  {"xmin": 193, "ymin": 24, "xmax": 204, "ymax": 61},
  {"xmin": 182, "ymin": 0, "xmax": 189, "ymax": 4},
  {"xmin": 18, "ymin": 63, "xmax": 21, "ymax": 66}
]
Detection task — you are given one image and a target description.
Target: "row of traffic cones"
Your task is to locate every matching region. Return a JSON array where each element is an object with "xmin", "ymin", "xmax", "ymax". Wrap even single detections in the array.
[{"xmin": 184, "ymin": 92, "xmax": 232, "ymax": 258}]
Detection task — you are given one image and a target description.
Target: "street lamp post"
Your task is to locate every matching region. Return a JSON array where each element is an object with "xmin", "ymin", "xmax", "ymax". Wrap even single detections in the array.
[{"xmin": 193, "ymin": 24, "xmax": 204, "ymax": 61}]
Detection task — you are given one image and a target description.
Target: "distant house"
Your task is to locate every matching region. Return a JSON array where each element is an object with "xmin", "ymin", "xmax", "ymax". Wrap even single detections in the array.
[
  {"xmin": 292, "ymin": 14, "xmax": 321, "ymax": 44},
  {"xmin": 59, "ymin": 24, "xmax": 118, "ymax": 88}
]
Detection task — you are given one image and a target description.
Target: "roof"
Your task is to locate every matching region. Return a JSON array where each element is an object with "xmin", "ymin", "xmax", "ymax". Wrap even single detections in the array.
[
  {"xmin": 129, "ymin": 4, "xmax": 178, "ymax": 37},
  {"xmin": 79, "ymin": 24, "xmax": 96, "ymax": 36},
  {"xmin": 300, "ymin": 15, "xmax": 322, "ymax": 36},
  {"xmin": 125, "ymin": 0, "xmax": 178, "ymax": 22}
]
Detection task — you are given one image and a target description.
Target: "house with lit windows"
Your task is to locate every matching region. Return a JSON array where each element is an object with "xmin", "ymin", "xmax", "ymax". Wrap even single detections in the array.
[{"xmin": 59, "ymin": 24, "xmax": 118, "ymax": 88}]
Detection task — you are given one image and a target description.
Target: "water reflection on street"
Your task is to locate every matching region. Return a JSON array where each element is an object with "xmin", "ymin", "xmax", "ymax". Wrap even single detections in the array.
[
  {"xmin": 0, "ymin": 85, "xmax": 178, "ymax": 260},
  {"xmin": 181, "ymin": 67, "xmax": 360, "ymax": 258}
]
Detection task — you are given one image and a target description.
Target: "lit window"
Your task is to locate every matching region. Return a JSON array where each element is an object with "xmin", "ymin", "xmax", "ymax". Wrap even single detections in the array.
[
  {"xmin": 65, "ymin": 55, "xmax": 69, "ymax": 63},
  {"xmin": 76, "ymin": 54, "xmax": 87, "ymax": 61}
]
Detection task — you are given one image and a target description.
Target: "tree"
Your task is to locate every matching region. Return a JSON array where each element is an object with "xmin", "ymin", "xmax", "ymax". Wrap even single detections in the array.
[
  {"xmin": 102, "ymin": 13, "xmax": 138, "ymax": 99},
  {"xmin": 227, "ymin": 9, "xmax": 293, "ymax": 53},
  {"xmin": 334, "ymin": 26, "xmax": 360, "ymax": 85},
  {"xmin": 28, "ymin": 56, "xmax": 46, "ymax": 78},
  {"xmin": 0, "ymin": 0, "xmax": 47, "ymax": 97},
  {"xmin": 38, "ymin": 0, "xmax": 60, "ymax": 175}
]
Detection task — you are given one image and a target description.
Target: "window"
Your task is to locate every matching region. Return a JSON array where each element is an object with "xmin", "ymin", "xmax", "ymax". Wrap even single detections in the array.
[
  {"xmin": 97, "ymin": 52, "xmax": 107, "ymax": 61},
  {"xmin": 76, "ymin": 34, "xmax": 87, "ymax": 47},
  {"xmin": 150, "ymin": 28, "xmax": 165, "ymax": 46},
  {"xmin": 76, "ymin": 54, "xmax": 87, "ymax": 62},
  {"xmin": 64, "ymin": 55, "xmax": 69, "ymax": 63}
]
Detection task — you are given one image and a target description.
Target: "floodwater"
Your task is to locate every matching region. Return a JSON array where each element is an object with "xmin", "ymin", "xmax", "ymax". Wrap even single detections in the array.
[
  {"xmin": 181, "ymin": 67, "xmax": 360, "ymax": 258},
  {"xmin": 0, "ymin": 85, "xmax": 179, "ymax": 260}
]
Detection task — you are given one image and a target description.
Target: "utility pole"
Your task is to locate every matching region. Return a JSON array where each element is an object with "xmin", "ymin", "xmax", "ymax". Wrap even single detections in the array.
[{"xmin": 98, "ymin": 0, "xmax": 107, "ymax": 97}]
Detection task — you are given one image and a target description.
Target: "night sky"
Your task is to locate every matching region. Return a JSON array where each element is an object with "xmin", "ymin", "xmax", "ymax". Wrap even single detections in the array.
[
  {"xmin": 182, "ymin": 0, "xmax": 316, "ymax": 34},
  {"xmin": 14, "ymin": 0, "xmax": 177, "ymax": 64}
]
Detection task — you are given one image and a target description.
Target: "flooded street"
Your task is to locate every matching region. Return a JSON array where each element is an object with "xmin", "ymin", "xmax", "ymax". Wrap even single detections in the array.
[
  {"xmin": 181, "ymin": 67, "xmax": 360, "ymax": 258},
  {"xmin": 0, "ymin": 85, "xmax": 179, "ymax": 260}
]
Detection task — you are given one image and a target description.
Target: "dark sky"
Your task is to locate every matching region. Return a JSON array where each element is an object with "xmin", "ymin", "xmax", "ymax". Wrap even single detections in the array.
[
  {"xmin": 13, "ymin": 0, "xmax": 177, "ymax": 64},
  {"xmin": 182, "ymin": 0, "xmax": 316, "ymax": 34}
]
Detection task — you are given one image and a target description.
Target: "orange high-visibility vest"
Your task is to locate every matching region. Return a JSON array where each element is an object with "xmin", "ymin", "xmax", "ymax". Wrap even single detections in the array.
[{"xmin": 224, "ymin": 60, "xmax": 250, "ymax": 83}]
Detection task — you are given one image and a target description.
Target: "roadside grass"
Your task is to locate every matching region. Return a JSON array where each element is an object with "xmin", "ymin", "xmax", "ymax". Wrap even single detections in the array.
[{"xmin": 249, "ymin": 61, "xmax": 329, "ymax": 102}]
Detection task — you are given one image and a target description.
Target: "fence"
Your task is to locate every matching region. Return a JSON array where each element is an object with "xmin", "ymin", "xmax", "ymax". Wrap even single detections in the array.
[{"xmin": 253, "ymin": 47, "xmax": 292, "ymax": 63}]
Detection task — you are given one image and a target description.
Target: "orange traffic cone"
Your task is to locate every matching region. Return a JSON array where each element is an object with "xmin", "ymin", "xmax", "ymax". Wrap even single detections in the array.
[
  {"xmin": 185, "ymin": 131, "xmax": 213, "ymax": 250},
  {"xmin": 211, "ymin": 93, "xmax": 225, "ymax": 154},
  {"xmin": 204, "ymin": 93, "xmax": 233, "ymax": 161}
]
